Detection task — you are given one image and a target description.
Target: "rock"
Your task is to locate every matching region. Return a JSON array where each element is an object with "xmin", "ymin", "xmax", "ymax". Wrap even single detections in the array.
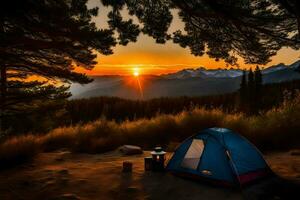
[
  {"xmin": 55, "ymin": 157, "xmax": 65, "ymax": 162},
  {"xmin": 77, "ymin": 179, "xmax": 87, "ymax": 184},
  {"xmin": 55, "ymin": 151, "xmax": 72, "ymax": 161},
  {"xmin": 44, "ymin": 180, "xmax": 56, "ymax": 187},
  {"xmin": 28, "ymin": 164, "xmax": 36, "ymax": 168},
  {"xmin": 54, "ymin": 194, "xmax": 80, "ymax": 200},
  {"xmin": 122, "ymin": 161, "xmax": 133, "ymax": 172},
  {"xmin": 58, "ymin": 169, "xmax": 69, "ymax": 175},
  {"xmin": 119, "ymin": 145, "xmax": 143, "ymax": 155},
  {"xmin": 126, "ymin": 186, "xmax": 139, "ymax": 193},
  {"xmin": 290, "ymin": 150, "xmax": 300, "ymax": 156},
  {"xmin": 59, "ymin": 177, "xmax": 69, "ymax": 185},
  {"xmin": 20, "ymin": 180, "xmax": 32, "ymax": 187}
]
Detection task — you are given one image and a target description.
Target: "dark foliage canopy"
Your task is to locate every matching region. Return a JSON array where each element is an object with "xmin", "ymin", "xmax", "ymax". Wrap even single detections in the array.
[
  {"xmin": 103, "ymin": 0, "xmax": 300, "ymax": 65},
  {"xmin": 0, "ymin": 0, "xmax": 121, "ymax": 118}
]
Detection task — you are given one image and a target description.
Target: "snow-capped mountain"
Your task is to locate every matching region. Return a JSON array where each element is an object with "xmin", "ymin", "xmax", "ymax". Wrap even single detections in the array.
[
  {"xmin": 202, "ymin": 68, "xmax": 243, "ymax": 78},
  {"xmin": 163, "ymin": 67, "xmax": 243, "ymax": 79},
  {"xmin": 162, "ymin": 60, "xmax": 300, "ymax": 79},
  {"xmin": 290, "ymin": 60, "xmax": 300, "ymax": 70},
  {"xmin": 70, "ymin": 60, "xmax": 300, "ymax": 99},
  {"xmin": 261, "ymin": 63, "xmax": 287, "ymax": 74}
]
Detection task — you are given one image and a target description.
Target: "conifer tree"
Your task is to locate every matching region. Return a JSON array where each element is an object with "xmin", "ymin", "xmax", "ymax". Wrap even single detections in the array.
[
  {"xmin": 254, "ymin": 66, "xmax": 263, "ymax": 90},
  {"xmin": 240, "ymin": 70, "xmax": 247, "ymax": 91},
  {"xmin": 0, "ymin": 0, "xmax": 140, "ymax": 132},
  {"xmin": 239, "ymin": 70, "xmax": 248, "ymax": 110},
  {"xmin": 254, "ymin": 66, "xmax": 263, "ymax": 111},
  {"xmin": 248, "ymin": 68, "xmax": 255, "ymax": 90},
  {"xmin": 247, "ymin": 68, "xmax": 255, "ymax": 112}
]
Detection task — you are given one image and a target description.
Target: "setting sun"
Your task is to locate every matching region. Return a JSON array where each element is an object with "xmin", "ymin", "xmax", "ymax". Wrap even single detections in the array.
[{"xmin": 133, "ymin": 67, "xmax": 140, "ymax": 77}]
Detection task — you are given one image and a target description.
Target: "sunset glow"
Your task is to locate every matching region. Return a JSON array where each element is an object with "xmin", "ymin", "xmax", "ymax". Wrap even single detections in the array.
[
  {"xmin": 124, "ymin": 68, "xmax": 144, "ymax": 99},
  {"xmin": 133, "ymin": 67, "xmax": 140, "ymax": 77},
  {"xmin": 79, "ymin": 0, "xmax": 300, "ymax": 76},
  {"xmin": 74, "ymin": 47, "xmax": 300, "ymax": 76},
  {"xmin": 133, "ymin": 67, "xmax": 144, "ymax": 99}
]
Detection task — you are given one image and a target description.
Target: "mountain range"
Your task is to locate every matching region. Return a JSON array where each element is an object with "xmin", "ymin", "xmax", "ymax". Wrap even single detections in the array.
[
  {"xmin": 162, "ymin": 60, "xmax": 300, "ymax": 79},
  {"xmin": 70, "ymin": 60, "xmax": 300, "ymax": 99}
]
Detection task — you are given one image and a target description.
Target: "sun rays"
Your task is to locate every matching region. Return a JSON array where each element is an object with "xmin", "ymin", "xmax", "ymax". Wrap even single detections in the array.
[{"xmin": 131, "ymin": 67, "xmax": 143, "ymax": 99}]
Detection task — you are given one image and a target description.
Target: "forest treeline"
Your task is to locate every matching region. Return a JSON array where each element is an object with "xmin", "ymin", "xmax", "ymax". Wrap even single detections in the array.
[
  {"xmin": 239, "ymin": 66, "xmax": 263, "ymax": 114},
  {"xmin": 2, "ymin": 79, "xmax": 300, "ymax": 137},
  {"xmin": 2, "ymin": 89, "xmax": 300, "ymax": 169}
]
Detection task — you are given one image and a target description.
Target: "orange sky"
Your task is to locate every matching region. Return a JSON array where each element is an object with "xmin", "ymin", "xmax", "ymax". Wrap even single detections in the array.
[{"xmin": 79, "ymin": 0, "xmax": 300, "ymax": 76}]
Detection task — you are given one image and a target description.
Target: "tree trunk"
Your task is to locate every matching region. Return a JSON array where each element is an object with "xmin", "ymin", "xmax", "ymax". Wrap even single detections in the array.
[
  {"xmin": 294, "ymin": 1, "xmax": 300, "ymax": 39},
  {"xmin": 0, "ymin": 65, "xmax": 7, "ymax": 135},
  {"xmin": 297, "ymin": 17, "xmax": 300, "ymax": 40},
  {"xmin": 0, "ymin": 65, "xmax": 6, "ymax": 98}
]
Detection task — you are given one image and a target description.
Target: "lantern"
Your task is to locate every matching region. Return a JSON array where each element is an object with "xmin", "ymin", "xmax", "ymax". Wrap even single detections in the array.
[{"xmin": 151, "ymin": 147, "xmax": 166, "ymax": 171}]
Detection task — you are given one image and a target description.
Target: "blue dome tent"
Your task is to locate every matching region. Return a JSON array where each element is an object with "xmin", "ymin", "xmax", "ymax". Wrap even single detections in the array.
[{"xmin": 166, "ymin": 128, "xmax": 272, "ymax": 186}]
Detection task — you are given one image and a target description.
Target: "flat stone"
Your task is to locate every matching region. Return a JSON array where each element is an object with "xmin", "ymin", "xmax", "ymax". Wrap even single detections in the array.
[
  {"xmin": 119, "ymin": 145, "xmax": 143, "ymax": 155},
  {"xmin": 57, "ymin": 169, "xmax": 69, "ymax": 175},
  {"xmin": 55, "ymin": 193, "xmax": 80, "ymax": 200},
  {"xmin": 126, "ymin": 186, "xmax": 139, "ymax": 193},
  {"xmin": 290, "ymin": 150, "xmax": 300, "ymax": 156}
]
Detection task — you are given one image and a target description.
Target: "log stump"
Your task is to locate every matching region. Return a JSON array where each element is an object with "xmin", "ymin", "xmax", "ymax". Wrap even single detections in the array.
[{"xmin": 122, "ymin": 161, "xmax": 133, "ymax": 172}]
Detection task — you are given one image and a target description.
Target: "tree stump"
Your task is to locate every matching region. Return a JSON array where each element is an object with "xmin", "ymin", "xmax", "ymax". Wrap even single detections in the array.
[
  {"xmin": 123, "ymin": 161, "xmax": 133, "ymax": 172},
  {"xmin": 144, "ymin": 157, "xmax": 153, "ymax": 171}
]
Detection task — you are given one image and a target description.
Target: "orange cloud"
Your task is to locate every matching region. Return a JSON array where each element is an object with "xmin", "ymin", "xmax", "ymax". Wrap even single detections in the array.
[
  {"xmin": 75, "ymin": 46, "xmax": 300, "ymax": 76},
  {"xmin": 83, "ymin": 0, "xmax": 300, "ymax": 76}
]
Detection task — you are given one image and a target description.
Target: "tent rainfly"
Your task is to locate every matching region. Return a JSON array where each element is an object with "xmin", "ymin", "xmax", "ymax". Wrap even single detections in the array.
[{"xmin": 166, "ymin": 128, "xmax": 272, "ymax": 186}]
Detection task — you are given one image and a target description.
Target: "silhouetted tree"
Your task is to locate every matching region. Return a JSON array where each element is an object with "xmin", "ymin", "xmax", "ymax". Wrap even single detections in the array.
[
  {"xmin": 254, "ymin": 66, "xmax": 263, "ymax": 89},
  {"xmin": 0, "ymin": 0, "xmax": 139, "ymax": 132},
  {"xmin": 171, "ymin": 0, "xmax": 300, "ymax": 65},
  {"xmin": 239, "ymin": 70, "xmax": 248, "ymax": 110},
  {"xmin": 246, "ymin": 68, "xmax": 255, "ymax": 112},
  {"xmin": 254, "ymin": 66, "xmax": 263, "ymax": 111},
  {"xmin": 240, "ymin": 66, "xmax": 264, "ymax": 114},
  {"xmin": 248, "ymin": 68, "xmax": 255, "ymax": 89},
  {"xmin": 103, "ymin": 0, "xmax": 300, "ymax": 66}
]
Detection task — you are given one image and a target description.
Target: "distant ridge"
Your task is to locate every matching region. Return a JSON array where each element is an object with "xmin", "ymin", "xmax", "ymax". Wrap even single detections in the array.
[
  {"xmin": 161, "ymin": 60, "xmax": 300, "ymax": 79},
  {"xmin": 70, "ymin": 60, "xmax": 300, "ymax": 99}
]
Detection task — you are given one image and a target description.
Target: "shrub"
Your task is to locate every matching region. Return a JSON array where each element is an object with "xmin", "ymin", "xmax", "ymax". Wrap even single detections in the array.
[
  {"xmin": 0, "ymin": 135, "xmax": 40, "ymax": 168},
  {"xmin": 1, "ymin": 93, "xmax": 300, "ymax": 168}
]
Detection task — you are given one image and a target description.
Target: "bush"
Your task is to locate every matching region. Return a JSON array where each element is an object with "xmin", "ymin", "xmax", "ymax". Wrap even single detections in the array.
[
  {"xmin": 0, "ymin": 135, "xmax": 40, "ymax": 168},
  {"xmin": 1, "ymin": 93, "xmax": 300, "ymax": 168}
]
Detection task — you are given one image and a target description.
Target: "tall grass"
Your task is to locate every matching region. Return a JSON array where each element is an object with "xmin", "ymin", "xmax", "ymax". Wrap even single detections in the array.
[
  {"xmin": 0, "ymin": 135, "xmax": 40, "ymax": 167},
  {"xmin": 5, "ymin": 80, "xmax": 300, "ymax": 135},
  {"xmin": 1, "ymin": 93, "xmax": 300, "ymax": 168}
]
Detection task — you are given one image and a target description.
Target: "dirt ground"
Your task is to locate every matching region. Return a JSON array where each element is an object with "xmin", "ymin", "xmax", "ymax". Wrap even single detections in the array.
[{"xmin": 0, "ymin": 150, "xmax": 299, "ymax": 200}]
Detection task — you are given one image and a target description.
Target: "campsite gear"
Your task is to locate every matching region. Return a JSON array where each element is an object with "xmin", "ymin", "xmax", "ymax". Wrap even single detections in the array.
[
  {"xmin": 151, "ymin": 147, "xmax": 166, "ymax": 171},
  {"xmin": 144, "ymin": 157, "xmax": 153, "ymax": 171},
  {"xmin": 166, "ymin": 128, "xmax": 272, "ymax": 186},
  {"xmin": 123, "ymin": 161, "xmax": 133, "ymax": 172},
  {"xmin": 119, "ymin": 145, "xmax": 143, "ymax": 155}
]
